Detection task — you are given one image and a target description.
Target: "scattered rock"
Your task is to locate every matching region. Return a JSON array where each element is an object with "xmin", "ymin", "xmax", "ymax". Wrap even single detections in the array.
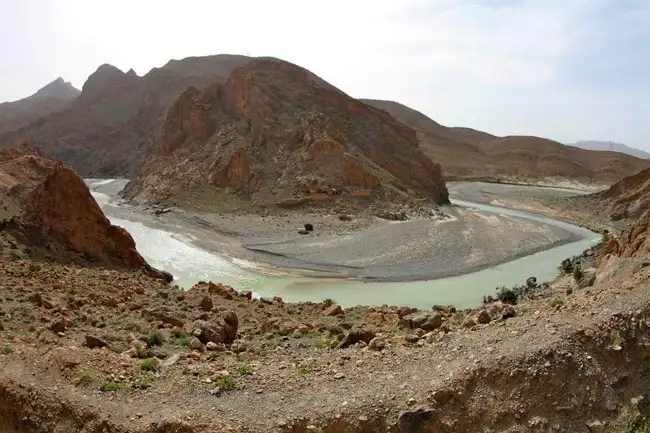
[
  {"xmin": 477, "ymin": 310, "xmax": 491, "ymax": 324},
  {"xmin": 199, "ymin": 296, "xmax": 213, "ymax": 311},
  {"xmin": 304, "ymin": 223, "xmax": 314, "ymax": 231},
  {"xmin": 298, "ymin": 229, "xmax": 310, "ymax": 235},
  {"xmin": 333, "ymin": 372, "xmax": 346, "ymax": 380},
  {"xmin": 189, "ymin": 337, "xmax": 205, "ymax": 352},
  {"xmin": 339, "ymin": 329, "xmax": 376, "ymax": 348},
  {"xmin": 160, "ymin": 353, "xmax": 180, "ymax": 373},
  {"xmin": 324, "ymin": 303, "xmax": 344, "ymax": 316},
  {"xmin": 398, "ymin": 406, "xmax": 434, "ymax": 433},
  {"xmin": 85, "ymin": 335, "xmax": 107, "ymax": 349},
  {"xmin": 501, "ymin": 304, "xmax": 516, "ymax": 319},
  {"xmin": 369, "ymin": 337, "xmax": 386, "ymax": 351},
  {"xmin": 405, "ymin": 334, "xmax": 420, "ymax": 344},
  {"xmin": 338, "ymin": 214, "xmax": 352, "ymax": 221},
  {"xmin": 400, "ymin": 312, "xmax": 443, "ymax": 331}
]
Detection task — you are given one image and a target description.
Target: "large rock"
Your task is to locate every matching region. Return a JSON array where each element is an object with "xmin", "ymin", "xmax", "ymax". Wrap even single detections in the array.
[
  {"xmin": 192, "ymin": 311, "xmax": 239, "ymax": 344},
  {"xmin": 399, "ymin": 312, "xmax": 443, "ymax": 331},
  {"xmin": 0, "ymin": 146, "xmax": 171, "ymax": 280}
]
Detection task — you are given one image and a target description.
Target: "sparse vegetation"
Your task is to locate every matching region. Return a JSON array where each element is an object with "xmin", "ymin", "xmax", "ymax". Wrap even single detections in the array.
[
  {"xmin": 323, "ymin": 298, "xmax": 334, "ymax": 307},
  {"xmin": 100, "ymin": 381, "xmax": 132, "ymax": 392},
  {"xmin": 140, "ymin": 358, "xmax": 160, "ymax": 372},
  {"xmin": 235, "ymin": 364, "xmax": 253, "ymax": 375},
  {"xmin": 572, "ymin": 263, "xmax": 583, "ymax": 282},
  {"xmin": 147, "ymin": 331, "xmax": 165, "ymax": 347},
  {"xmin": 2, "ymin": 344, "xmax": 13, "ymax": 355},
  {"xmin": 77, "ymin": 370, "xmax": 94, "ymax": 387},
  {"xmin": 169, "ymin": 329, "xmax": 190, "ymax": 346},
  {"xmin": 550, "ymin": 298, "xmax": 565, "ymax": 308},
  {"xmin": 484, "ymin": 284, "xmax": 530, "ymax": 305},
  {"xmin": 296, "ymin": 366, "xmax": 312, "ymax": 375},
  {"xmin": 215, "ymin": 376, "xmax": 235, "ymax": 390}
]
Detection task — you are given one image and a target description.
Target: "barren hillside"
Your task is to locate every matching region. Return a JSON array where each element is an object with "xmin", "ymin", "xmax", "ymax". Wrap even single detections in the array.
[
  {"xmin": 123, "ymin": 59, "xmax": 449, "ymax": 211},
  {"xmin": 362, "ymin": 99, "xmax": 650, "ymax": 184}
]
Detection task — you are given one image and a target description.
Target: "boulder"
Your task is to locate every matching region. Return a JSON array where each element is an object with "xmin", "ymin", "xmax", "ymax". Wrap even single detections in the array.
[
  {"xmin": 338, "ymin": 329, "xmax": 376, "ymax": 348},
  {"xmin": 324, "ymin": 303, "xmax": 343, "ymax": 316},
  {"xmin": 400, "ymin": 312, "xmax": 443, "ymax": 331},
  {"xmin": 192, "ymin": 311, "xmax": 238, "ymax": 344}
]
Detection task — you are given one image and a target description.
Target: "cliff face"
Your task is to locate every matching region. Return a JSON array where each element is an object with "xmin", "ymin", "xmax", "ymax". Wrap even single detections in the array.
[
  {"xmin": 0, "ymin": 145, "xmax": 170, "ymax": 280},
  {"xmin": 124, "ymin": 59, "xmax": 449, "ymax": 209}
]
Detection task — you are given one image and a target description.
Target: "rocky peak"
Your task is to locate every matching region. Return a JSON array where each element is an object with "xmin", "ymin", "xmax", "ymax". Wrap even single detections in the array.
[
  {"xmin": 31, "ymin": 77, "xmax": 80, "ymax": 102},
  {"xmin": 80, "ymin": 64, "xmax": 140, "ymax": 100}
]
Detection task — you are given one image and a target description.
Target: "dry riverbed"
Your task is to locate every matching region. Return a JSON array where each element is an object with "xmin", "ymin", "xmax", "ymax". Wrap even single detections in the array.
[{"xmin": 90, "ymin": 180, "xmax": 586, "ymax": 282}]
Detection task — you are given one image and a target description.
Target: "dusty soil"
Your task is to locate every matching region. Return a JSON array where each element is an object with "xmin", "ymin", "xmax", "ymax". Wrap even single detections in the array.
[{"xmin": 2, "ymin": 233, "xmax": 650, "ymax": 432}]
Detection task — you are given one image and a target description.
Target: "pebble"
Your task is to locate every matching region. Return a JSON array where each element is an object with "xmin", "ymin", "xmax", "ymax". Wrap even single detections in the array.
[{"xmin": 334, "ymin": 372, "xmax": 346, "ymax": 380}]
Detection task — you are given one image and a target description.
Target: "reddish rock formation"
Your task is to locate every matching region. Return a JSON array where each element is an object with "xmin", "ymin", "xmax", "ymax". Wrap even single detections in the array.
[
  {"xmin": 124, "ymin": 58, "xmax": 449, "ymax": 209},
  {"xmin": 0, "ymin": 145, "xmax": 170, "ymax": 280}
]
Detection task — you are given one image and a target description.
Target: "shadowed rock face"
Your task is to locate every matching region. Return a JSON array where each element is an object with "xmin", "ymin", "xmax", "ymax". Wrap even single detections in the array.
[
  {"xmin": 0, "ymin": 145, "xmax": 170, "ymax": 280},
  {"xmin": 124, "ymin": 59, "xmax": 449, "ymax": 208}
]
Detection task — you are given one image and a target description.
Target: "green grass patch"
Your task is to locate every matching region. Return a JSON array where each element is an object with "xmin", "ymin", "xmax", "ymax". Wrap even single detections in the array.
[
  {"xmin": 147, "ymin": 331, "xmax": 165, "ymax": 347},
  {"xmin": 235, "ymin": 364, "xmax": 253, "ymax": 375},
  {"xmin": 2, "ymin": 344, "xmax": 12, "ymax": 355},
  {"xmin": 550, "ymin": 298, "xmax": 566, "ymax": 308},
  {"xmin": 100, "ymin": 381, "xmax": 133, "ymax": 392},
  {"xmin": 169, "ymin": 330, "xmax": 190, "ymax": 347},
  {"xmin": 215, "ymin": 376, "xmax": 235, "ymax": 390},
  {"xmin": 139, "ymin": 358, "xmax": 160, "ymax": 372}
]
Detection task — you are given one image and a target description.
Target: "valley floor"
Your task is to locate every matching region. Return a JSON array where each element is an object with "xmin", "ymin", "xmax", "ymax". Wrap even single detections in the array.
[{"xmin": 93, "ymin": 180, "xmax": 589, "ymax": 283}]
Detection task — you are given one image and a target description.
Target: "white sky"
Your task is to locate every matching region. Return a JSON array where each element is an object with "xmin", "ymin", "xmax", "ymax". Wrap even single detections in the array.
[{"xmin": 1, "ymin": 0, "xmax": 649, "ymax": 149}]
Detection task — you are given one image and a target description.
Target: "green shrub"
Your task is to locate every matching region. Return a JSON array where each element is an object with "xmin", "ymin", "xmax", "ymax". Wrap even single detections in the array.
[
  {"xmin": 147, "ymin": 331, "xmax": 165, "ymax": 347},
  {"xmin": 572, "ymin": 264, "xmax": 583, "ymax": 282},
  {"xmin": 235, "ymin": 364, "xmax": 253, "ymax": 375},
  {"xmin": 550, "ymin": 298, "xmax": 565, "ymax": 308},
  {"xmin": 215, "ymin": 376, "xmax": 235, "ymax": 390},
  {"xmin": 100, "ymin": 381, "xmax": 132, "ymax": 392},
  {"xmin": 2, "ymin": 344, "xmax": 12, "ymax": 355},
  {"xmin": 169, "ymin": 330, "xmax": 190, "ymax": 346},
  {"xmin": 139, "ymin": 358, "xmax": 160, "ymax": 372}
]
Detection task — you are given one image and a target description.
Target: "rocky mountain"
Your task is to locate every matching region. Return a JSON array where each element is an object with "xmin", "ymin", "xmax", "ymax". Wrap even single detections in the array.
[
  {"xmin": 362, "ymin": 99, "xmax": 650, "ymax": 184},
  {"xmin": 0, "ymin": 144, "xmax": 170, "ymax": 280},
  {"xmin": 0, "ymin": 78, "xmax": 80, "ymax": 133},
  {"xmin": 568, "ymin": 140, "xmax": 650, "ymax": 159},
  {"xmin": 123, "ymin": 59, "xmax": 449, "ymax": 210},
  {"xmin": 0, "ymin": 55, "xmax": 256, "ymax": 177}
]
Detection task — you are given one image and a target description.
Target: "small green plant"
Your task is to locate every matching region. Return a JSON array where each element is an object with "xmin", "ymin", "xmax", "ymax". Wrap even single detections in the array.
[
  {"xmin": 215, "ymin": 376, "xmax": 235, "ymax": 390},
  {"xmin": 550, "ymin": 298, "xmax": 565, "ymax": 308},
  {"xmin": 169, "ymin": 330, "xmax": 190, "ymax": 346},
  {"xmin": 235, "ymin": 364, "xmax": 253, "ymax": 375},
  {"xmin": 323, "ymin": 298, "xmax": 334, "ymax": 307},
  {"xmin": 296, "ymin": 366, "xmax": 312, "ymax": 375},
  {"xmin": 147, "ymin": 331, "xmax": 165, "ymax": 347},
  {"xmin": 133, "ymin": 371, "xmax": 157, "ymax": 389},
  {"xmin": 139, "ymin": 358, "xmax": 160, "ymax": 372},
  {"xmin": 2, "ymin": 344, "xmax": 13, "ymax": 355},
  {"xmin": 100, "ymin": 381, "xmax": 132, "ymax": 392}
]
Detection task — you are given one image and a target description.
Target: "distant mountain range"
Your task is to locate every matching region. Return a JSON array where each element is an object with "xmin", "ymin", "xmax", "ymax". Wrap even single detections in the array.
[{"xmin": 568, "ymin": 140, "xmax": 650, "ymax": 159}]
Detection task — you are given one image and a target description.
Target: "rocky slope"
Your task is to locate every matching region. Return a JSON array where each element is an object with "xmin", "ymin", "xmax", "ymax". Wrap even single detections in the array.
[
  {"xmin": 362, "ymin": 99, "xmax": 650, "ymax": 184},
  {"xmin": 0, "ymin": 144, "xmax": 170, "ymax": 280},
  {"xmin": 0, "ymin": 78, "xmax": 80, "ymax": 134},
  {"xmin": 123, "ymin": 59, "xmax": 449, "ymax": 211},
  {"xmin": 0, "ymin": 55, "xmax": 255, "ymax": 177}
]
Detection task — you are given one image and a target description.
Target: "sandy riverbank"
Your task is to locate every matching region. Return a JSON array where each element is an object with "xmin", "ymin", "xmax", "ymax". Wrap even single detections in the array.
[{"xmin": 87, "ymin": 180, "xmax": 595, "ymax": 283}]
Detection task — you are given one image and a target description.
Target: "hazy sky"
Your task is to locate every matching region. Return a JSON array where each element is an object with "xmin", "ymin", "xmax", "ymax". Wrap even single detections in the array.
[{"xmin": 1, "ymin": 0, "xmax": 649, "ymax": 149}]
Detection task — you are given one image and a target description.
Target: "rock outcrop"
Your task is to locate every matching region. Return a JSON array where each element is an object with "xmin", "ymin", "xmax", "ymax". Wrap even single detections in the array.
[
  {"xmin": 0, "ymin": 145, "xmax": 170, "ymax": 280},
  {"xmin": 124, "ymin": 59, "xmax": 449, "ymax": 209}
]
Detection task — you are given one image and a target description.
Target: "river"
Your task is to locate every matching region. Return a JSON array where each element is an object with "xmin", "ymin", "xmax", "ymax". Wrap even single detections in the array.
[{"xmin": 88, "ymin": 180, "xmax": 601, "ymax": 310}]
